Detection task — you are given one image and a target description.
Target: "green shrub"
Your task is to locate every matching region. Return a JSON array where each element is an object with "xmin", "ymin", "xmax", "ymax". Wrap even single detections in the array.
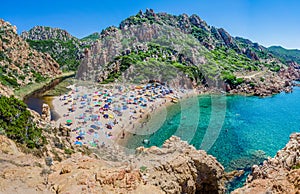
[
  {"xmin": 292, "ymin": 163, "xmax": 300, "ymax": 169},
  {"xmin": 249, "ymin": 82, "xmax": 256, "ymax": 87},
  {"xmin": 0, "ymin": 75, "xmax": 19, "ymax": 87},
  {"xmin": 222, "ymin": 72, "xmax": 244, "ymax": 86},
  {"xmin": 0, "ymin": 96, "xmax": 46, "ymax": 149},
  {"xmin": 64, "ymin": 148, "xmax": 74, "ymax": 155}
]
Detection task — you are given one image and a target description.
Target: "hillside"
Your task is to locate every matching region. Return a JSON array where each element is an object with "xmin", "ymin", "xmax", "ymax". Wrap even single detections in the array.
[
  {"xmin": 268, "ymin": 45, "xmax": 300, "ymax": 64},
  {"xmin": 76, "ymin": 9, "xmax": 298, "ymax": 95},
  {"xmin": 0, "ymin": 19, "xmax": 60, "ymax": 96},
  {"xmin": 21, "ymin": 26, "xmax": 89, "ymax": 72}
]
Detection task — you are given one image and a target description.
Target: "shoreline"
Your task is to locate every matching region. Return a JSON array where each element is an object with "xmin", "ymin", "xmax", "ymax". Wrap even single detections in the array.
[
  {"xmin": 49, "ymin": 79, "xmax": 300, "ymax": 153},
  {"xmin": 16, "ymin": 71, "xmax": 75, "ymax": 100},
  {"xmin": 51, "ymin": 82, "xmax": 198, "ymax": 151},
  {"xmin": 115, "ymin": 88, "xmax": 201, "ymax": 149}
]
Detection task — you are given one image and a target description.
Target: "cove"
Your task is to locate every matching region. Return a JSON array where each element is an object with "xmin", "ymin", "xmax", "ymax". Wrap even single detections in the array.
[
  {"xmin": 23, "ymin": 73, "xmax": 74, "ymax": 120},
  {"xmin": 24, "ymin": 95, "xmax": 59, "ymax": 120},
  {"xmin": 125, "ymin": 87, "xmax": 300, "ymax": 189}
]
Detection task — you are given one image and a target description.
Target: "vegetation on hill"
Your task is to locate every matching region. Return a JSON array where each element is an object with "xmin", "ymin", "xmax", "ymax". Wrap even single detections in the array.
[
  {"xmin": 0, "ymin": 19, "xmax": 60, "ymax": 91},
  {"xmin": 27, "ymin": 39, "xmax": 81, "ymax": 71},
  {"xmin": 101, "ymin": 43, "xmax": 202, "ymax": 84},
  {"xmin": 77, "ymin": 9, "xmax": 286, "ymax": 88},
  {"xmin": 268, "ymin": 46, "xmax": 300, "ymax": 64},
  {"xmin": 0, "ymin": 95, "xmax": 45, "ymax": 149},
  {"xmin": 21, "ymin": 26, "xmax": 91, "ymax": 72},
  {"xmin": 81, "ymin": 32, "xmax": 100, "ymax": 42}
]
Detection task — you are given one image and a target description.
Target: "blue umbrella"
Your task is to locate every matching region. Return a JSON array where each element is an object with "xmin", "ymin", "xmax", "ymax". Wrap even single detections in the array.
[
  {"xmin": 90, "ymin": 125, "xmax": 98, "ymax": 129},
  {"xmin": 74, "ymin": 141, "xmax": 83, "ymax": 146}
]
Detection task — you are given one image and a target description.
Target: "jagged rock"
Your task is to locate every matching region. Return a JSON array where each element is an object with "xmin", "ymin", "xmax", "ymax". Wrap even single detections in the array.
[
  {"xmin": 21, "ymin": 26, "xmax": 75, "ymax": 41},
  {"xmin": 135, "ymin": 136, "xmax": 226, "ymax": 194},
  {"xmin": 20, "ymin": 26, "xmax": 89, "ymax": 71},
  {"xmin": 0, "ymin": 83, "xmax": 13, "ymax": 97},
  {"xmin": 60, "ymin": 165, "xmax": 72, "ymax": 174},
  {"xmin": 0, "ymin": 19, "xmax": 61, "ymax": 90},
  {"xmin": 233, "ymin": 133, "xmax": 300, "ymax": 194},
  {"xmin": 41, "ymin": 103, "xmax": 51, "ymax": 122}
]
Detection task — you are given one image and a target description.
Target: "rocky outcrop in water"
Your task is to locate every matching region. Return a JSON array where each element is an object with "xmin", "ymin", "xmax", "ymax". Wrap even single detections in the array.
[
  {"xmin": 227, "ymin": 62, "xmax": 300, "ymax": 96},
  {"xmin": 233, "ymin": 133, "xmax": 300, "ymax": 194},
  {"xmin": 41, "ymin": 103, "xmax": 51, "ymax": 122},
  {"xmin": 0, "ymin": 19, "xmax": 60, "ymax": 93}
]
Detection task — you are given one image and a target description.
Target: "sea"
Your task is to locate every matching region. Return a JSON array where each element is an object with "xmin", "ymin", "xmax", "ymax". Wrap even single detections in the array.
[{"xmin": 125, "ymin": 86, "xmax": 300, "ymax": 191}]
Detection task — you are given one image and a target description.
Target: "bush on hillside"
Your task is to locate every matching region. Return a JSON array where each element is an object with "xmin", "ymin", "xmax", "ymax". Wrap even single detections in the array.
[{"xmin": 0, "ymin": 95, "xmax": 45, "ymax": 148}]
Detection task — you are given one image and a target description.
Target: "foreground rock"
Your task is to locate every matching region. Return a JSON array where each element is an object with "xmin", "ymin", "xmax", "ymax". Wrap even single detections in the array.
[
  {"xmin": 233, "ymin": 133, "xmax": 300, "ymax": 194},
  {"xmin": 0, "ymin": 134, "xmax": 227, "ymax": 193},
  {"xmin": 135, "ymin": 136, "xmax": 226, "ymax": 193}
]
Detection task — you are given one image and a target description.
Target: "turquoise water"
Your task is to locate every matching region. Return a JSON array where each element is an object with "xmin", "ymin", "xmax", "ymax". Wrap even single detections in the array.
[{"xmin": 126, "ymin": 87, "xmax": 300, "ymax": 173}]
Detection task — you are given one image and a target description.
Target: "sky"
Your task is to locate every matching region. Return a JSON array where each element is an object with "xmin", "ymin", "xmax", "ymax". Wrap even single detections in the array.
[{"xmin": 1, "ymin": 0, "xmax": 300, "ymax": 49}]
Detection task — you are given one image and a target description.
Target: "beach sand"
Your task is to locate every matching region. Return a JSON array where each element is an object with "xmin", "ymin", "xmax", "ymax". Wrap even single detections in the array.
[{"xmin": 51, "ymin": 82, "xmax": 199, "ymax": 151}]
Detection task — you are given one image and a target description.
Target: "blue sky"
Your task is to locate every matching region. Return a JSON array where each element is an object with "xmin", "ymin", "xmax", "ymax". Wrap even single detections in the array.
[{"xmin": 1, "ymin": 0, "xmax": 300, "ymax": 49}]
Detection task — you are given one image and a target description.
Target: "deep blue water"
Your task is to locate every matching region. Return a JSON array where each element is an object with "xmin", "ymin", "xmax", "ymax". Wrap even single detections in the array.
[{"xmin": 126, "ymin": 87, "xmax": 300, "ymax": 174}]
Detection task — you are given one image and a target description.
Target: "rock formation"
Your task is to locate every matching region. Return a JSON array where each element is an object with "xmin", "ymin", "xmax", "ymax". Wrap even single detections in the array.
[
  {"xmin": 0, "ymin": 19, "xmax": 61, "ymax": 92},
  {"xmin": 21, "ymin": 26, "xmax": 75, "ymax": 42},
  {"xmin": 134, "ymin": 136, "xmax": 226, "ymax": 193},
  {"xmin": 227, "ymin": 63, "xmax": 300, "ymax": 97},
  {"xmin": 0, "ymin": 83, "xmax": 13, "ymax": 97},
  {"xmin": 0, "ymin": 134, "xmax": 227, "ymax": 194},
  {"xmin": 75, "ymin": 9, "xmax": 297, "ymax": 96},
  {"xmin": 41, "ymin": 103, "xmax": 51, "ymax": 122},
  {"xmin": 21, "ymin": 26, "xmax": 93, "ymax": 71},
  {"xmin": 233, "ymin": 133, "xmax": 300, "ymax": 194}
]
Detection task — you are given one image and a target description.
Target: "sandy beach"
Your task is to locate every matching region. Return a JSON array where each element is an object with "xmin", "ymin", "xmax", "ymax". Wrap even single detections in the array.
[{"xmin": 51, "ymin": 82, "xmax": 198, "ymax": 150}]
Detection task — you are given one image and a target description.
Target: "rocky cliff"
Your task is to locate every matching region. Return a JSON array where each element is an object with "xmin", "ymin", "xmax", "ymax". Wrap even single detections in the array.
[
  {"xmin": 76, "ymin": 9, "xmax": 298, "ymax": 95},
  {"xmin": 233, "ymin": 133, "xmax": 300, "ymax": 194},
  {"xmin": 0, "ymin": 134, "xmax": 227, "ymax": 194},
  {"xmin": 21, "ymin": 26, "xmax": 88, "ymax": 71},
  {"xmin": 0, "ymin": 19, "xmax": 60, "ymax": 95}
]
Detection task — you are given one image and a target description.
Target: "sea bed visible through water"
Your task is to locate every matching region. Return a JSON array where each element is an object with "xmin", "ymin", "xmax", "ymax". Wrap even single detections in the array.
[
  {"xmin": 124, "ymin": 86, "xmax": 300, "ymax": 190},
  {"xmin": 25, "ymin": 84, "xmax": 300, "ymax": 192}
]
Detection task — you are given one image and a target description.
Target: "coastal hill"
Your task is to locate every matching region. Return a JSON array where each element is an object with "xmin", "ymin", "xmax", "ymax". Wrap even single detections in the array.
[
  {"xmin": 0, "ymin": 10, "xmax": 300, "ymax": 194},
  {"xmin": 268, "ymin": 45, "xmax": 300, "ymax": 64},
  {"xmin": 75, "ymin": 9, "xmax": 299, "ymax": 96},
  {"xmin": 0, "ymin": 19, "xmax": 61, "ymax": 96},
  {"xmin": 20, "ymin": 26, "xmax": 91, "ymax": 72},
  {"xmin": 18, "ymin": 9, "xmax": 300, "ymax": 96}
]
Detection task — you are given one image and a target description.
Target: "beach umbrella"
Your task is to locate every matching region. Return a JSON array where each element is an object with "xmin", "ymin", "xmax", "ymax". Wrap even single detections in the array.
[
  {"xmin": 108, "ymin": 121, "xmax": 114, "ymax": 126},
  {"xmin": 89, "ymin": 141, "xmax": 97, "ymax": 147},
  {"xmin": 79, "ymin": 131, "xmax": 85, "ymax": 136},
  {"xmin": 94, "ymin": 132, "xmax": 99, "ymax": 139},
  {"xmin": 90, "ymin": 125, "xmax": 98, "ymax": 130},
  {"xmin": 66, "ymin": 119, "xmax": 72, "ymax": 123},
  {"xmin": 94, "ymin": 121, "xmax": 102, "ymax": 126},
  {"xmin": 103, "ymin": 114, "xmax": 109, "ymax": 119},
  {"xmin": 91, "ymin": 114, "xmax": 98, "ymax": 119},
  {"xmin": 74, "ymin": 141, "xmax": 83, "ymax": 146}
]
